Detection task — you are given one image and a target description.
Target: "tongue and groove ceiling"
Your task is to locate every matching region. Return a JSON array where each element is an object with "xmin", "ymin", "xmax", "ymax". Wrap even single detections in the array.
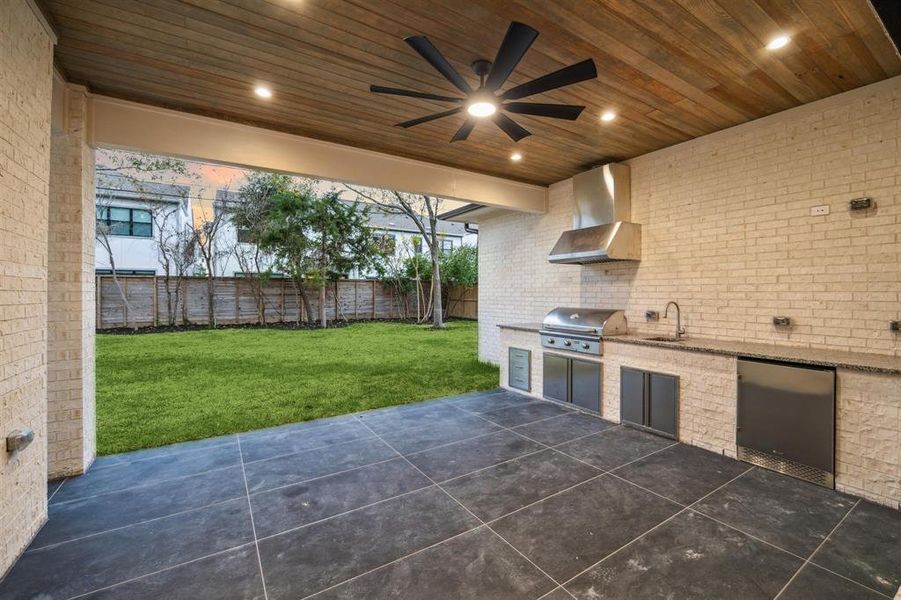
[{"xmin": 42, "ymin": 0, "xmax": 900, "ymax": 186}]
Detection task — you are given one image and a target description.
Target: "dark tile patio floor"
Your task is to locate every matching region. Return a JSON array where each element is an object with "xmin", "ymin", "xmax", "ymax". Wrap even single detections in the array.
[{"xmin": 2, "ymin": 389, "xmax": 899, "ymax": 599}]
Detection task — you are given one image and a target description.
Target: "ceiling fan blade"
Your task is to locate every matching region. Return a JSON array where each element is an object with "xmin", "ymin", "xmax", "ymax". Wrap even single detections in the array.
[
  {"xmin": 370, "ymin": 85, "xmax": 463, "ymax": 103},
  {"xmin": 484, "ymin": 22, "xmax": 539, "ymax": 91},
  {"xmin": 492, "ymin": 113, "xmax": 531, "ymax": 142},
  {"xmin": 451, "ymin": 119, "xmax": 476, "ymax": 142},
  {"xmin": 503, "ymin": 102, "xmax": 585, "ymax": 120},
  {"xmin": 501, "ymin": 59, "xmax": 597, "ymax": 100},
  {"xmin": 396, "ymin": 107, "xmax": 463, "ymax": 128},
  {"xmin": 404, "ymin": 36, "xmax": 473, "ymax": 94}
]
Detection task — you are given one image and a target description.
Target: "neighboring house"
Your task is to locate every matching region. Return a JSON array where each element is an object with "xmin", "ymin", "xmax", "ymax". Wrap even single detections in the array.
[
  {"xmin": 95, "ymin": 184, "xmax": 471, "ymax": 278},
  {"xmin": 94, "ymin": 175, "xmax": 192, "ymax": 276}
]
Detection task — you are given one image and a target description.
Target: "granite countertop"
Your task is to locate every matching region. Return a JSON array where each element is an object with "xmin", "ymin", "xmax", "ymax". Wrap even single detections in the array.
[
  {"xmin": 497, "ymin": 323, "xmax": 901, "ymax": 375},
  {"xmin": 497, "ymin": 322, "xmax": 544, "ymax": 333},
  {"xmin": 606, "ymin": 336, "xmax": 901, "ymax": 375}
]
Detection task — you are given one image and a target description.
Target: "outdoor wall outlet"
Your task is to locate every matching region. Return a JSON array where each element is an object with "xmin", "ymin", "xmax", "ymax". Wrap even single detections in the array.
[
  {"xmin": 773, "ymin": 316, "xmax": 792, "ymax": 327},
  {"xmin": 849, "ymin": 197, "xmax": 873, "ymax": 211},
  {"xmin": 645, "ymin": 310, "xmax": 659, "ymax": 321},
  {"xmin": 810, "ymin": 205, "xmax": 830, "ymax": 216}
]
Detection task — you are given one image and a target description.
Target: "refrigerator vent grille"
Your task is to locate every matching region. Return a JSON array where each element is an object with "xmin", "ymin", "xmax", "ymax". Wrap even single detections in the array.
[{"xmin": 737, "ymin": 446, "xmax": 833, "ymax": 488}]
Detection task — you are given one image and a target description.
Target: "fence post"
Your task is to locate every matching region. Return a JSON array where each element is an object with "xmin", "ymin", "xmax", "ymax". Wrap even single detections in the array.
[
  {"xmin": 280, "ymin": 280, "xmax": 285, "ymax": 323},
  {"xmin": 123, "ymin": 277, "xmax": 129, "ymax": 328},
  {"xmin": 152, "ymin": 275, "xmax": 159, "ymax": 327},
  {"xmin": 96, "ymin": 276, "xmax": 102, "ymax": 330},
  {"xmin": 371, "ymin": 281, "xmax": 376, "ymax": 319}
]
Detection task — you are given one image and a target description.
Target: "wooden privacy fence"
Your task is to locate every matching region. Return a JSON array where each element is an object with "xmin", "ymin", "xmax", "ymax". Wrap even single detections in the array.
[
  {"xmin": 446, "ymin": 285, "xmax": 478, "ymax": 319},
  {"xmin": 96, "ymin": 276, "xmax": 478, "ymax": 329}
]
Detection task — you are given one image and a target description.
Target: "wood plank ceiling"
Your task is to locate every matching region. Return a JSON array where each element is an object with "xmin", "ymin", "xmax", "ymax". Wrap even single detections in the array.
[{"xmin": 43, "ymin": 0, "xmax": 900, "ymax": 186}]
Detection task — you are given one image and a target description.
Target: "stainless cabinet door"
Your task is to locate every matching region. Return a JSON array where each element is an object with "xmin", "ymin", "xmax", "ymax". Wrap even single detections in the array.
[
  {"xmin": 571, "ymin": 360, "xmax": 601, "ymax": 413},
  {"xmin": 648, "ymin": 373, "xmax": 678, "ymax": 438},
  {"xmin": 543, "ymin": 354, "xmax": 569, "ymax": 403},
  {"xmin": 620, "ymin": 367, "xmax": 645, "ymax": 426}
]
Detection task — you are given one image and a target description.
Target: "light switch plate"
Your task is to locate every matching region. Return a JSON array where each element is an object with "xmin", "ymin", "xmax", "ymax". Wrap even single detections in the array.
[{"xmin": 810, "ymin": 205, "xmax": 830, "ymax": 216}]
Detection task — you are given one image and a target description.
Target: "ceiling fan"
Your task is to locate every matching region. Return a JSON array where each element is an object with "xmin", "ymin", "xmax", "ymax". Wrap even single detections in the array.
[{"xmin": 370, "ymin": 22, "xmax": 597, "ymax": 143}]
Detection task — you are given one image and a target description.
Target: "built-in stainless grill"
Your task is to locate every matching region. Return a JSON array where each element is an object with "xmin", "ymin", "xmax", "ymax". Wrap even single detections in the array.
[{"xmin": 539, "ymin": 307, "xmax": 628, "ymax": 355}]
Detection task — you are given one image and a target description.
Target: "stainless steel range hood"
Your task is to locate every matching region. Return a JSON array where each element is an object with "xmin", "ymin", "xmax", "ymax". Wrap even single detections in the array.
[{"xmin": 549, "ymin": 163, "xmax": 641, "ymax": 264}]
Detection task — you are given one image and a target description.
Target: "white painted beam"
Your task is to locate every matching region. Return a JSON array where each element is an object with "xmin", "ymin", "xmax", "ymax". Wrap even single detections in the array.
[{"xmin": 88, "ymin": 95, "xmax": 547, "ymax": 213}]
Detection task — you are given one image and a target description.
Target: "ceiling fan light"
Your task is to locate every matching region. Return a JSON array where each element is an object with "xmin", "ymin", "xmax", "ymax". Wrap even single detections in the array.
[{"xmin": 467, "ymin": 101, "xmax": 497, "ymax": 117}]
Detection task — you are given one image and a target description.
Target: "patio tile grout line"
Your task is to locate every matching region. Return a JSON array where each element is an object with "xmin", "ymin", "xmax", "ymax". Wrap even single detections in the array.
[
  {"xmin": 41, "ymin": 392, "xmax": 891, "ymax": 600},
  {"xmin": 771, "ymin": 499, "xmax": 892, "ymax": 600},
  {"xmin": 47, "ymin": 478, "xmax": 67, "ymax": 503},
  {"xmin": 25, "ymin": 495, "xmax": 247, "ymax": 554},
  {"xmin": 87, "ymin": 435, "xmax": 239, "ymax": 473},
  {"xmin": 53, "ymin": 391, "xmax": 513, "ymax": 508},
  {"xmin": 37, "ymin": 409, "xmax": 604, "ymax": 555},
  {"xmin": 355, "ymin": 419, "xmax": 576, "ymax": 599},
  {"xmin": 47, "ymin": 462, "xmax": 245, "ymax": 507},
  {"xmin": 558, "ymin": 466, "xmax": 757, "ymax": 591},
  {"xmin": 452, "ymin": 398, "xmax": 893, "ymax": 596},
  {"xmin": 255, "ymin": 483, "xmax": 437, "ymax": 543},
  {"xmin": 299, "ymin": 525, "xmax": 489, "ymax": 599},
  {"xmin": 51, "ymin": 432, "xmax": 379, "ymax": 508},
  {"xmin": 483, "ymin": 442, "xmax": 682, "ymax": 528},
  {"xmin": 64, "ymin": 542, "xmax": 259, "ymax": 600},
  {"xmin": 236, "ymin": 435, "xmax": 270, "ymax": 600}
]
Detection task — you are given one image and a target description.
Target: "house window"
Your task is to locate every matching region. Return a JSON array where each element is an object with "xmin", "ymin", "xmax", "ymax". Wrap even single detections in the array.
[
  {"xmin": 95, "ymin": 268, "xmax": 156, "ymax": 276},
  {"xmin": 440, "ymin": 239, "xmax": 454, "ymax": 253},
  {"xmin": 97, "ymin": 206, "xmax": 153, "ymax": 237},
  {"xmin": 413, "ymin": 237, "xmax": 423, "ymax": 255},
  {"xmin": 236, "ymin": 227, "xmax": 253, "ymax": 244}
]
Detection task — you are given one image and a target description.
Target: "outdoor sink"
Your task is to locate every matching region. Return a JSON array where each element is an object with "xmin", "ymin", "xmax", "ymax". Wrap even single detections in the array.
[{"xmin": 644, "ymin": 336, "xmax": 687, "ymax": 343}]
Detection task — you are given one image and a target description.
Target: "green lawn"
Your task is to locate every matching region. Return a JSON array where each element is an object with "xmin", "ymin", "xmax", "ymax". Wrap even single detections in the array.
[{"xmin": 96, "ymin": 321, "xmax": 498, "ymax": 455}]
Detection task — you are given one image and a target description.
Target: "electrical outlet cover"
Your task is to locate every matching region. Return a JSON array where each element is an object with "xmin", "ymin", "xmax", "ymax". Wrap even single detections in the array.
[{"xmin": 810, "ymin": 205, "xmax": 830, "ymax": 216}]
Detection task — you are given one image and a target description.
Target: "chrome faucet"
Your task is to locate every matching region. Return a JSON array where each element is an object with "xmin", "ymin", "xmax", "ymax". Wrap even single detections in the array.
[{"xmin": 664, "ymin": 301, "xmax": 685, "ymax": 340}]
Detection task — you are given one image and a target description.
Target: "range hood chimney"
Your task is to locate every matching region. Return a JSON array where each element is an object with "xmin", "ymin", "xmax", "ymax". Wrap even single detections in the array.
[{"xmin": 548, "ymin": 163, "xmax": 641, "ymax": 264}]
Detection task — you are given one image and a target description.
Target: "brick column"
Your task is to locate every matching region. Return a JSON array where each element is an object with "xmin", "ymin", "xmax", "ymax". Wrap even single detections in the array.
[{"xmin": 47, "ymin": 83, "xmax": 96, "ymax": 478}]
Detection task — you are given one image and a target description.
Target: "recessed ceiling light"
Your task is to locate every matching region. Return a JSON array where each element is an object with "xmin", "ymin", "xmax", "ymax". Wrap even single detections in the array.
[
  {"xmin": 510, "ymin": 152, "xmax": 523, "ymax": 162},
  {"xmin": 254, "ymin": 86, "xmax": 273, "ymax": 99},
  {"xmin": 766, "ymin": 35, "xmax": 790, "ymax": 50},
  {"xmin": 600, "ymin": 111, "xmax": 616, "ymax": 122}
]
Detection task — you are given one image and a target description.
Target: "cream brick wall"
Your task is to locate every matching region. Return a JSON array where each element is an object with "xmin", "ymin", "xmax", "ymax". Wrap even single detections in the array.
[
  {"xmin": 485, "ymin": 76, "xmax": 901, "ymax": 509},
  {"xmin": 0, "ymin": 0, "xmax": 54, "ymax": 576},
  {"xmin": 835, "ymin": 369, "xmax": 900, "ymax": 507},
  {"xmin": 47, "ymin": 84, "xmax": 95, "ymax": 478},
  {"xmin": 499, "ymin": 333, "xmax": 900, "ymax": 507},
  {"xmin": 480, "ymin": 76, "xmax": 901, "ymax": 365},
  {"xmin": 479, "ymin": 180, "xmax": 579, "ymax": 362}
]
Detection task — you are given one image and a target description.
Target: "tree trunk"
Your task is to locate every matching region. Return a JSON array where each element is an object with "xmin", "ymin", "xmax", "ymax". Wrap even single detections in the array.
[
  {"xmin": 430, "ymin": 248, "xmax": 444, "ymax": 329},
  {"xmin": 319, "ymin": 282, "xmax": 327, "ymax": 328},
  {"xmin": 205, "ymin": 261, "xmax": 215, "ymax": 327},
  {"xmin": 292, "ymin": 278, "xmax": 316, "ymax": 324},
  {"xmin": 163, "ymin": 276, "xmax": 174, "ymax": 326}
]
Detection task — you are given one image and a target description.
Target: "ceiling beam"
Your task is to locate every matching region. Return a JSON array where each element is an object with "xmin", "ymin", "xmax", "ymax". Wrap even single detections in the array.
[{"xmin": 88, "ymin": 94, "xmax": 547, "ymax": 213}]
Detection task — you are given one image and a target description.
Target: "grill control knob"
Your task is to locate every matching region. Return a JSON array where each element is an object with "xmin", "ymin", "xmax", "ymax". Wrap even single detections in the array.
[
  {"xmin": 547, "ymin": 338, "xmax": 555, "ymax": 344},
  {"xmin": 563, "ymin": 340, "xmax": 572, "ymax": 347},
  {"xmin": 582, "ymin": 343, "xmax": 590, "ymax": 350}
]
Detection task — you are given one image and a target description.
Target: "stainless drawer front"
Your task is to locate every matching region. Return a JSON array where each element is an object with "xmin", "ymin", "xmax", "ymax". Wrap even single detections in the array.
[{"xmin": 508, "ymin": 348, "xmax": 531, "ymax": 392}]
